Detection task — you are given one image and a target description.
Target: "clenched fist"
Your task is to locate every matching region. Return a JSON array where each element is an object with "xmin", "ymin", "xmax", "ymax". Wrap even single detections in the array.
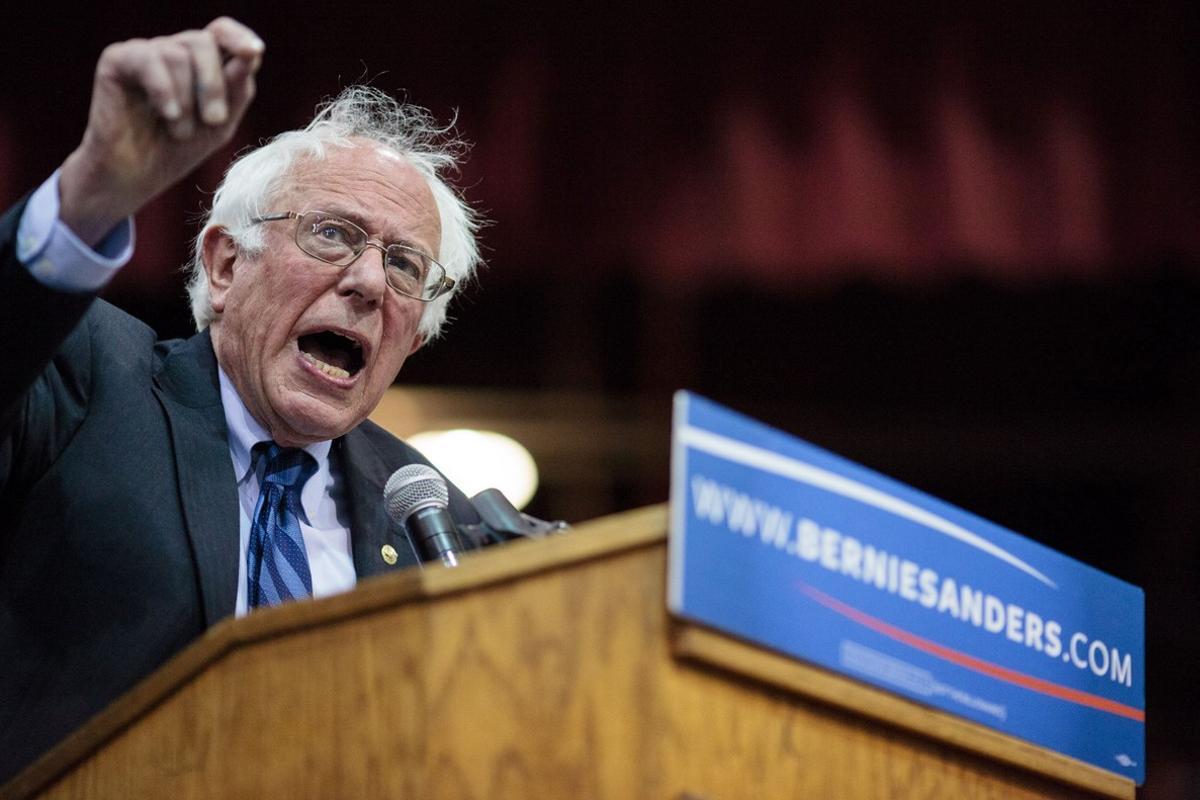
[{"xmin": 58, "ymin": 18, "xmax": 264, "ymax": 246}]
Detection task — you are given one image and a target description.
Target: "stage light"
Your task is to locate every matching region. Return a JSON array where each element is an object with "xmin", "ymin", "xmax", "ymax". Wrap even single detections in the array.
[{"xmin": 406, "ymin": 429, "xmax": 539, "ymax": 510}]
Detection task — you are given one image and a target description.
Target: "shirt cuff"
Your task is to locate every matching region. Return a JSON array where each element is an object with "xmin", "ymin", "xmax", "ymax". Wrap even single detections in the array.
[{"xmin": 16, "ymin": 169, "xmax": 135, "ymax": 292}]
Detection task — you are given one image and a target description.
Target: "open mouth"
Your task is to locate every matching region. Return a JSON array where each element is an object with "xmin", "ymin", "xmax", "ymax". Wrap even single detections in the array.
[{"xmin": 298, "ymin": 330, "xmax": 365, "ymax": 379}]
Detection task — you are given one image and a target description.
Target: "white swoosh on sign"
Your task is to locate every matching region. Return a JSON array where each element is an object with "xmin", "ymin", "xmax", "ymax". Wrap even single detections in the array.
[{"xmin": 680, "ymin": 424, "xmax": 1058, "ymax": 589}]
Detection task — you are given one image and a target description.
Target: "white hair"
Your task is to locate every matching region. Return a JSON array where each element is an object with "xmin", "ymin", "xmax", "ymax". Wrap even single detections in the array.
[{"xmin": 185, "ymin": 86, "xmax": 481, "ymax": 341}]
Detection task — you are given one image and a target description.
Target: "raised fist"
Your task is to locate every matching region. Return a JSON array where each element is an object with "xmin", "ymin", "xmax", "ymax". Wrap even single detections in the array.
[{"xmin": 58, "ymin": 18, "xmax": 264, "ymax": 246}]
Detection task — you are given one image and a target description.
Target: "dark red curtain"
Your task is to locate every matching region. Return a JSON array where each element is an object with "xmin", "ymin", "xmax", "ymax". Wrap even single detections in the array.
[{"xmin": 3, "ymin": 1, "xmax": 1196, "ymax": 293}]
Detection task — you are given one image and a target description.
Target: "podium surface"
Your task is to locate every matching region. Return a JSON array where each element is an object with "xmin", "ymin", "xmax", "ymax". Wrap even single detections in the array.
[{"xmin": 2, "ymin": 506, "xmax": 1134, "ymax": 799}]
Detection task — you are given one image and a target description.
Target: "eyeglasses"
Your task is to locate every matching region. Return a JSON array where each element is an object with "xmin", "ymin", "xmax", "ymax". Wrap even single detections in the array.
[{"xmin": 251, "ymin": 211, "xmax": 455, "ymax": 302}]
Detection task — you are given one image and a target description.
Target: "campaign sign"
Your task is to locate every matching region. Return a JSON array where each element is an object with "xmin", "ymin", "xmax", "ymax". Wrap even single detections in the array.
[{"xmin": 668, "ymin": 392, "xmax": 1145, "ymax": 783}]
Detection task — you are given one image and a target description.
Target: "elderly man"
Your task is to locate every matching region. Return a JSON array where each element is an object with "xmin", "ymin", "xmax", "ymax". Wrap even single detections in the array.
[{"xmin": 0, "ymin": 19, "xmax": 485, "ymax": 781}]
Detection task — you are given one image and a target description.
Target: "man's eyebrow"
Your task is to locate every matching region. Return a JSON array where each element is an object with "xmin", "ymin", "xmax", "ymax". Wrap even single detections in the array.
[{"xmin": 313, "ymin": 205, "xmax": 371, "ymax": 230}]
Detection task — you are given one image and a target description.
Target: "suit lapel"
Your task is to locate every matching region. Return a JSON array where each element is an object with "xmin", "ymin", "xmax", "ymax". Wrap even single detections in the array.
[
  {"xmin": 152, "ymin": 331, "xmax": 241, "ymax": 627},
  {"xmin": 152, "ymin": 331, "xmax": 417, "ymax": 618},
  {"xmin": 338, "ymin": 426, "xmax": 420, "ymax": 577}
]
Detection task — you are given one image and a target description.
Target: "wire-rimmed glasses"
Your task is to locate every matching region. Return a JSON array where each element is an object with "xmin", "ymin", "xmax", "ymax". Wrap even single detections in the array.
[{"xmin": 252, "ymin": 210, "xmax": 454, "ymax": 302}]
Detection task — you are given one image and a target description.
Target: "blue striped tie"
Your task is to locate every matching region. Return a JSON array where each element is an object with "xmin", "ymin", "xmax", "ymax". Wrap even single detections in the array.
[{"xmin": 247, "ymin": 443, "xmax": 318, "ymax": 609}]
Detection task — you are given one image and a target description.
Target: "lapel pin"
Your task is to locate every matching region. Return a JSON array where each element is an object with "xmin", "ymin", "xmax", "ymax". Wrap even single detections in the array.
[{"xmin": 381, "ymin": 544, "xmax": 398, "ymax": 565}]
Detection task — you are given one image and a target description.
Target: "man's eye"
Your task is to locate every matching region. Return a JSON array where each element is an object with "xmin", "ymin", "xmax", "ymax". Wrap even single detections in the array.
[
  {"xmin": 387, "ymin": 251, "xmax": 424, "ymax": 281},
  {"xmin": 314, "ymin": 222, "xmax": 351, "ymax": 243}
]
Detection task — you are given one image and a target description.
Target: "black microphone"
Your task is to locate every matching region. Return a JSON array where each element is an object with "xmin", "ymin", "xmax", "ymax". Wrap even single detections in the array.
[
  {"xmin": 383, "ymin": 465, "xmax": 465, "ymax": 568},
  {"xmin": 469, "ymin": 488, "xmax": 570, "ymax": 540}
]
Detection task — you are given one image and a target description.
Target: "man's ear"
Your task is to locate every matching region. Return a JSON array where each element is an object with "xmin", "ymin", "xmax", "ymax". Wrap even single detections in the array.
[
  {"xmin": 200, "ymin": 227, "xmax": 238, "ymax": 314},
  {"xmin": 407, "ymin": 335, "xmax": 426, "ymax": 357}
]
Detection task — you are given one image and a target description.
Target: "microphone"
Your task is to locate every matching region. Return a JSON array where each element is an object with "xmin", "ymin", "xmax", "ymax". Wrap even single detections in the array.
[
  {"xmin": 383, "ymin": 465, "xmax": 465, "ymax": 568},
  {"xmin": 453, "ymin": 489, "xmax": 570, "ymax": 548},
  {"xmin": 469, "ymin": 488, "xmax": 570, "ymax": 540}
]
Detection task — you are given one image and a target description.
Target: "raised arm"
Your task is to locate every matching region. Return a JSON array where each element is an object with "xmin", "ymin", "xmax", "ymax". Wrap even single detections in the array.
[{"xmin": 0, "ymin": 19, "xmax": 264, "ymax": 489}]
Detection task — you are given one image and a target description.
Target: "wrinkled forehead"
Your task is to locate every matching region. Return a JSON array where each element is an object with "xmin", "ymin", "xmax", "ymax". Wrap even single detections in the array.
[{"xmin": 274, "ymin": 141, "xmax": 442, "ymax": 255}]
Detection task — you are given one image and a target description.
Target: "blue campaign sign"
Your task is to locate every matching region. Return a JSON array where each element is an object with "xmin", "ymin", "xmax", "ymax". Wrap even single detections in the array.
[{"xmin": 667, "ymin": 392, "xmax": 1145, "ymax": 784}]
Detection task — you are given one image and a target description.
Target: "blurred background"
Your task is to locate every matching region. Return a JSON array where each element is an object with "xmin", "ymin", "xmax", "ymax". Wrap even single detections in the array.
[{"xmin": 3, "ymin": 2, "xmax": 1196, "ymax": 795}]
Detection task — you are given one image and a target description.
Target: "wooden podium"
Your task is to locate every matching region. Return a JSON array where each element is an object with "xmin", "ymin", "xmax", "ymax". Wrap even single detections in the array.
[{"xmin": 2, "ymin": 506, "xmax": 1134, "ymax": 799}]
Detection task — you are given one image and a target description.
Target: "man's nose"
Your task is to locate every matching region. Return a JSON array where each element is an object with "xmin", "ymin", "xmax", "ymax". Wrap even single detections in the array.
[{"xmin": 337, "ymin": 243, "xmax": 390, "ymax": 306}]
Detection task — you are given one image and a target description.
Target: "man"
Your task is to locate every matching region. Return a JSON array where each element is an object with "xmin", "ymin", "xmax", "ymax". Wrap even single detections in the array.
[{"xmin": 0, "ymin": 18, "xmax": 485, "ymax": 782}]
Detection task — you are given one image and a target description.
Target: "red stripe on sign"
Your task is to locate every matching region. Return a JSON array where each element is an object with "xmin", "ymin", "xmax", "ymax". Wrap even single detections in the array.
[{"xmin": 799, "ymin": 583, "xmax": 1145, "ymax": 723}]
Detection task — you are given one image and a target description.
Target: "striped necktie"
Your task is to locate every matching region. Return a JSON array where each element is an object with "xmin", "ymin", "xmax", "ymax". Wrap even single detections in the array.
[{"xmin": 247, "ymin": 442, "xmax": 318, "ymax": 609}]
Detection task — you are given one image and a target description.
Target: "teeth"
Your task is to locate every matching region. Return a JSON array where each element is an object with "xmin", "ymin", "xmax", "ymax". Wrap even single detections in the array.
[{"xmin": 300, "ymin": 350, "xmax": 351, "ymax": 379}]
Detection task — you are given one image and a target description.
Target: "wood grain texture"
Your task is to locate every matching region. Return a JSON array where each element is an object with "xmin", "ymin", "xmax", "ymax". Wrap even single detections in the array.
[
  {"xmin": 3, "ymin": 505, "xmax": 1133, "ymax": 799},
  {"xmin": 671, "ymin": 626, "xmax": 1134, "ymax": 799}
]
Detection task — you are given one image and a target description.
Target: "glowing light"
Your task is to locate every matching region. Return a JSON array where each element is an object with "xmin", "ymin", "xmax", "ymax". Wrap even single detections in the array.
[{"xmin": 406, "ymin": 429, "xmax": 539, "ymax": 509}]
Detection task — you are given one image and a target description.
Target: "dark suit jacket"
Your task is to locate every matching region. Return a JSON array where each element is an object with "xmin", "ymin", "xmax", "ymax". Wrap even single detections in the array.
[{"xmin": 0, "ymin": 199, "xmax": 480, "ymax": 782}]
